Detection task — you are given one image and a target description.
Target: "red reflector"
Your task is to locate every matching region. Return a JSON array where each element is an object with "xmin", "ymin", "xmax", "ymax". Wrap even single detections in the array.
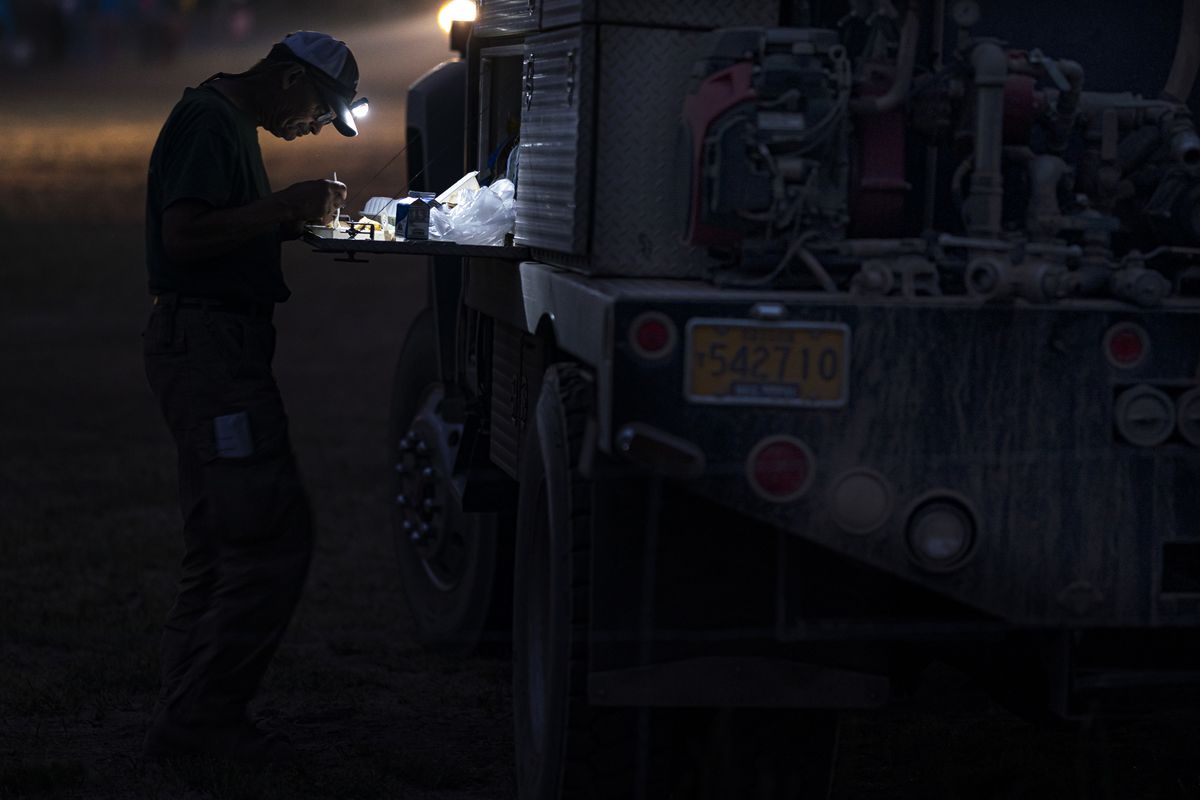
[
  {"xmin": 748, "ymin": 436, "xmax": 814, "ymax": 501},
  {"xmin": 1104, "ymin": 323, "xmax": 1148, "ymax": 368},
  {"xmin": 1109, "ymin": 330, "xmax": 1143, "ymax": 364},
  {"xmin": 636, "ymin": 319, "xmax": 671, "ymax": 353},
  {"xmin": 628, "ymin": 312, "xmax": 676, "ymax": 360}
]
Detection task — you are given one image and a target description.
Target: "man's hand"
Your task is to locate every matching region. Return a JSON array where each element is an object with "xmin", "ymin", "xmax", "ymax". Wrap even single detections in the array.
[
  {"xmin": 276, "ymin": 179, "xmax": 348, "ymax": 225},
  {"xmin": 161, "ymin": 179, "xmax": 348, "ymax": 263}
]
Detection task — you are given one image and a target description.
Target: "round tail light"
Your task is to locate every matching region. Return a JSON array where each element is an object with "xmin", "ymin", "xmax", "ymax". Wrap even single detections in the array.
[
  {"xmin": 1103, "ymin": 322, "xmax": 1149, "ymax": 369},
  {"xmin": 747, "ymin": 436, "xmax": 815, "ymax": 502},
  {"xmin": 1178, "ymin": 387, "xmax": 1200, "ymax": 446},
  {"xmin": 904, "ymin": 495, "xmax": 978, "ymax": 572},
  {"xmin": 1114, "ymin": 384, "xmax": 1174, "ymax": 447},
  {"xmin": 830, "ymin": 470, "xmax": 893, "ymax": 534},
  {"xmin": 628, "ymin": 312, "xmax": 677, "ymax": 360}
]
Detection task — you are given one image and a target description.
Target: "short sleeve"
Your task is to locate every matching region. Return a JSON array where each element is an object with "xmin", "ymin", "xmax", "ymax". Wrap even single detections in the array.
[{"xmin": 159, "ymin": 116, "xmax": 237, "ymax": 211}]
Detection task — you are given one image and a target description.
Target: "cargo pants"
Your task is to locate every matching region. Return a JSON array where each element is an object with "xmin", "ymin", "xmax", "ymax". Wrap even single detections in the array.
[{"xmin": 142, "ymin": 297, "xmax": 313, "ymax": 732}]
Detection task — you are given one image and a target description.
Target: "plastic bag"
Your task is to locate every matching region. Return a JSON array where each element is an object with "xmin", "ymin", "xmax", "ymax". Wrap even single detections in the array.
[{"xmin": 430, "ymin": 178, "xmax": 516, "ymax": 245}]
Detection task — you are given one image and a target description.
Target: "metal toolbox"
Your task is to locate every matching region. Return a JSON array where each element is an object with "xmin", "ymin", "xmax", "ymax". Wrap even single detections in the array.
[
  {"xmin": 514, "ymin": 24, "xmax": 716, "ymax": 277},
  {"xmin": 540, "ymin": 0, "xmax": 778, "ymax": 30},
  {"xmin": 479, "ymin": 0, "xmax": 780, "ymax": 38},
  {"xmin": 476, "ymin": 0, "xmax": 540, "ymax": 37}
]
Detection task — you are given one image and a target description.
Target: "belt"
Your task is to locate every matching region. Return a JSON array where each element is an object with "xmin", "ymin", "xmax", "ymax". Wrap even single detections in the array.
[{"xmin": 154, "ymin": 293, "xmax": 274, "ymax": 320}]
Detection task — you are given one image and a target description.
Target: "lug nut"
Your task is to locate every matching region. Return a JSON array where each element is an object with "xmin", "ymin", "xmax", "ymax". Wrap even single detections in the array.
[
  {"xmin": 401, "ymin": 520, "xmax": 413, "ymax": 532},
  {"xmin": 395, "ymin": 493, "xmax": 409, "ymax": 507},
  {"xmin": 422, "ymin": 498, "xmax": 439, "ymax": 512},
  {"xmin": 421, "ymin": 466, "xmax": 436, "ymax": 479},
  {"xmin": 399, "ymin": 437, "xmax": 413, "ymax": 452},
  {"xmin": 415, "ymin": 440, "xmax": 429, "ymax": 455},
  {"xmin": 394, "ymin": 462, "xmax": 407, "ymax": 474},
  {"xmin": 409, "ymin": 529, "xmax": 422, "ymax": 543},
  {"xmin": 418, "ymin": 522, "xmax": 431, "ymax": 535}
]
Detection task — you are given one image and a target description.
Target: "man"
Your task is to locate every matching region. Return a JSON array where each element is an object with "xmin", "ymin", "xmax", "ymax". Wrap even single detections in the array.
[{"xmin": 141, "ymin": 30, "xmax": 361, "ymax": 762}]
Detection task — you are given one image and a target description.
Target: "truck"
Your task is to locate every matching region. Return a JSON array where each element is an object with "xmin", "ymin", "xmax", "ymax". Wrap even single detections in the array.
[{"xmin": 306, "ymin": 1, "xmax": 1200, "ymax": 796}]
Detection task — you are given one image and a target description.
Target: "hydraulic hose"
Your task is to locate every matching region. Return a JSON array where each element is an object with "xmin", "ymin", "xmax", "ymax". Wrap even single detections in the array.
[{"xmin": 1164, "ymin": 0, "xmax": 1200, "ymax": 103}]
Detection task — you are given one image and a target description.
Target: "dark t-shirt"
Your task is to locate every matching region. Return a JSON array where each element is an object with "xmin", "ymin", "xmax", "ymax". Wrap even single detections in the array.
[{"xmin": 145, "ymin": 84, "xmax": 289, "ymax": 304}]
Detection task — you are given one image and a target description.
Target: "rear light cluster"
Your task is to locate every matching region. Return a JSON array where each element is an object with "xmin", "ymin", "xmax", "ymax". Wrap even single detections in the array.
[
  {"xmin": 1112, "ymin": 385, "xmax": 1200, "ymax": 447},
  {"xmin": 628, "ymin": 312, "xmax": 677, "ymax": 360},
  {"xmin": 1103, "ymin": 322, "xmax": 1149, "ymax": 369},
  {"xmin": 830, "ymin": 470, "xmax": 892, "ymax": 534},
  {"xmin": 744, "ymin": 435, "xmax": 978, "ymax": 572},
  {"xmin": 1114, "ymin": 385, "xmax": 1175, "ymax": 447},
  {"xmin": 746, "ymin": 436, "xmax": 814, "ymax": 502},
  {"xmin": 904, "ymin": 495, "xmax": 978, "ymax": 572},
  {"xmin": 1178, "ymin": 388, "xmax": 1200, "ymax": 446},
  {"xmin": 1103, "ymin": 323, "xmax": 1200, "ymax": 447},
  {"xmin": 731, "ymin": 318, "xmax": 1192, "ymax": 574}
]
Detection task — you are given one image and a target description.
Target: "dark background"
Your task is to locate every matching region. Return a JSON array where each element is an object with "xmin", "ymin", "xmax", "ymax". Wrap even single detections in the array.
[
  {"xmin": 1, "ymin": 1, "xmax": 1198, "ymax": 798},
  {"xmin": 1, "ymin": 3, "xmax": 522, "ymax": 798}
]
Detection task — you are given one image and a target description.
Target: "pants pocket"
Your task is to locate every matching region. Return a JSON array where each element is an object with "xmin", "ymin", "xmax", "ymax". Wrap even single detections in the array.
[
  {"xmin": 143, "ymin": 310, "xmax": 186, "ymax": 356},
  {"xmin": 192, "ymin": 395, "xmax": 300, "ymax": 544},
  {"xmin": 200, "ymin": 312, "xmax": 248, "ymax": 380}
]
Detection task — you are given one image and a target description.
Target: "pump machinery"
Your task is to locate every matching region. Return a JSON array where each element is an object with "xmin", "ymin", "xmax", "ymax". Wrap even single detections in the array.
[
  {"xmin": 682, "ymin": 9, "xmax": 1200, "ymax": 305},
  {"xmin": 309, "ymin": 1, "xmax": 1200, "ymax": 797}
]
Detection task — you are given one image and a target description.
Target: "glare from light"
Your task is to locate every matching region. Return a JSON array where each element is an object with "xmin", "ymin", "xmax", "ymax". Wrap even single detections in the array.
[
  {"xmin": 438, "ymin": 0, "xmax": 477, "ymax": 33},
  {"xmin": 351, "ymin": 99, "xmax": 370, "ymax": 119}
]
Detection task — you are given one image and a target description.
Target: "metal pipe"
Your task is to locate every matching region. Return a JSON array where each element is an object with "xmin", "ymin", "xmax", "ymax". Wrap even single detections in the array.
[
  {"xmin": 1026, "ymin": 242, "xmax": 1084, "ymax": 259},
  {"xmin": 837, "ymin": 238, "xmax": 928, "ymax": 257},
  {"xmin": 1165, "ymin": 0, "xmax": 1200, "ymax": 102},
  {"xmin": 923, "ymin": 0, "xmax": 947, "ymax": 230},
  {"xmin": 938, "ymin": 233, "xmax": 1010, "ymax": 252},
  {"xmin": 1050, "ymin": 59, "xmax": 1084, "ymax": 152},
  {"xmin": 794, "ymin": 242, "xmax": 839, "ymax": 293},
  {"xmin": 850, "ymin": 1, "xmax": 922, "ymax": 115},
  {"xmin": 1011, "ymin": 260, "xmax": 1070, "ymax": 303},
  {"xmin": 1026, "ymin": 155, "xmax": 1070, "ymax": 239},
  {"xmin": 1110, "ymin": 267, "xmax": 1172, "ymax": 307},
  {"xmin": 965, "ymin": 41, "xmax": 1008, "ymax": 237}
]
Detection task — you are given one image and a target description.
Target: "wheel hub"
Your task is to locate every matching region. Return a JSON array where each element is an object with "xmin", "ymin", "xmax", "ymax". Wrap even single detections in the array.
[{"xmin": 394, "ymin": 385, "xmax": 466, "ymax": 591}]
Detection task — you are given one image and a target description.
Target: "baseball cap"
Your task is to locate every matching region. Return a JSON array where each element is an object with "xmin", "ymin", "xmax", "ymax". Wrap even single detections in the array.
[{"xmin": 271, "ymin": 31, "xmax": 362, "ymax": 137}]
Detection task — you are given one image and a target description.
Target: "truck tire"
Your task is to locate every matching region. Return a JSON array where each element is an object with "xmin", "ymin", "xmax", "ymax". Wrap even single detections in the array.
[
  {"xmin": 513, "ymin": 363, "xmax": 649, "ymax": 799},
  {"xmin": 514, "ymin": 365, "xmax": 840, "ymax": 798},
  {"xmin": 388, "ymin": 308, "xmax": 510, "ymax": 655}
]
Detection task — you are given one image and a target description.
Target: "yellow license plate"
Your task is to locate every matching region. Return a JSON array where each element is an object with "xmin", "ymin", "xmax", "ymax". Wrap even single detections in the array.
[{"xmin": 685, "ymin": 319, "xmax": 850, "ymax": 407}]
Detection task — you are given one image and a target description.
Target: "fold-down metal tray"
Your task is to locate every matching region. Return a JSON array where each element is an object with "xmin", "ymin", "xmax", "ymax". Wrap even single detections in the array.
[{"xmin": 303, "ymin": 231, "xmax": 530, "ymax": 260}]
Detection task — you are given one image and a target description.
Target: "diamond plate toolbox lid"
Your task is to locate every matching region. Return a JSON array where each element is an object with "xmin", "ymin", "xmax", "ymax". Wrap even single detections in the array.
[
  {"xmin": 515, "ymin": 23, "xmax": 715, "ymax": 277},
  {"xmin": 540, "ymin": 0, "xmax": 779, "ymax": 30},
  {"xmin": 476, "ymin": 0, "xmax": 540, "ymax": 37}
]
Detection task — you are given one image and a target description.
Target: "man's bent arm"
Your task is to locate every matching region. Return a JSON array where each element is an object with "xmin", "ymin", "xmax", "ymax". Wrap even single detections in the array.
[{"xmin": 162, "ymin": 179, "xmax": 345, "ymax": 264}]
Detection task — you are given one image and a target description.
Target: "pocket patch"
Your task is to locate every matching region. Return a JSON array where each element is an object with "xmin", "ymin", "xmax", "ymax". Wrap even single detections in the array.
[{"xmin": 213, "ymin": 411, "xmax": 254, "ymax": 458}]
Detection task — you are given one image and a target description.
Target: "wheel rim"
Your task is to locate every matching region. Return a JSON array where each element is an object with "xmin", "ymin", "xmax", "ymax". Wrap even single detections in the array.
[{"xmin": 393, "ymin": 384, "xmax": 469, "ymax": 592}]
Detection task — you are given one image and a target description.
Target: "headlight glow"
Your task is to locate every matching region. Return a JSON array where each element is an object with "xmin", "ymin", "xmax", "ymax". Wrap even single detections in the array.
[{"xmin": 438, "ymin": 0, "xmax": 477, "ymax": 33}]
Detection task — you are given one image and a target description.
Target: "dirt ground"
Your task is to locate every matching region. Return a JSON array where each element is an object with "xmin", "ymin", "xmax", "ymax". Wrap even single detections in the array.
[{"xmin": 2, "ymin": 12, "xmax": 1200, "ymax": 800}]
